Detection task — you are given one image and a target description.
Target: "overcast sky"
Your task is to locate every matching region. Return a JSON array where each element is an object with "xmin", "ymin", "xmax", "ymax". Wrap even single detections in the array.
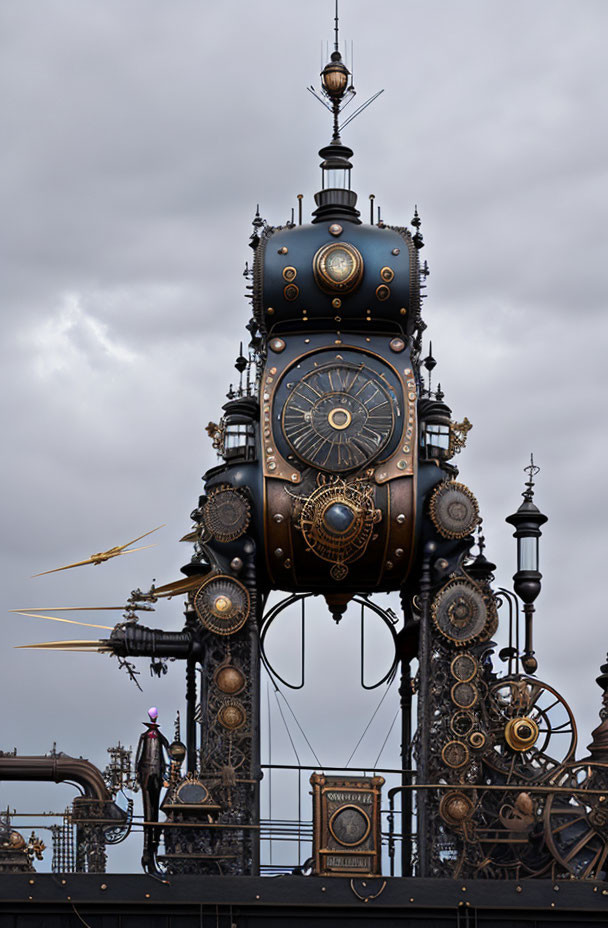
[{"xmin": 2, "ymin": 0, "xmax": 608, "ymax": 872}]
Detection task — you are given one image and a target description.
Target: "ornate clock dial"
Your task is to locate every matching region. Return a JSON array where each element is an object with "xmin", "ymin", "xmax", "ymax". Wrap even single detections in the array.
[{"xmin": 281, "ymin": 361, "xmax": 395, "ymax": 472}]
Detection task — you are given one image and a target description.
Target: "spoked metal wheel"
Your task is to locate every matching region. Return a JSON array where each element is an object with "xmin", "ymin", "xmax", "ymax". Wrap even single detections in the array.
[
  {"xmin": 545, "ymin": 762, "xmax": 608, "ymax": 880},
  {"xmin": 484, "ymin": 677, "xmax": 577, "ymax": 783}
]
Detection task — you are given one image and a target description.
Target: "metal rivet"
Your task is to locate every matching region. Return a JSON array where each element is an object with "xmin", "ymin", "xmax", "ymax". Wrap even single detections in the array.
[
  {"xmin": 397, "ymin": 460, "xmax": 407, "ymax": 470},
  {"xmin": 554, "ymin": 885, "xmax": 559, "ymax": 892},
  {"xmin": 101, "ymin": 883, "xmax": 108, "ymax": 891},
  {"xmin": 270, "ymin": 367, "xmax": 277, "ymax": 374},
  {"xmin": 230, "ymin": 557, "xmax": 243, "ymax": 571},
  {"xmin": 392, "ymin": 248, "xmax": 400, "ymax": 255},
  {"xmin": 29, "ymin": 879, "xmax": 35, "ymax": 885},
  {"xmin": 551, "ymin": 903, "xmax": 555, "ymax": 908},
  {"xmin": 256, "ymin": 894, "xmax": 261, "ymax": 899},
  {"xmin": 304, "ymin": 338, "xmax": 310, "ymax": 344},
  {"xmin": 268, "ymin": 462, "xmax": 276, "ymax": 471},
  {"xmin": 516, "ymin": 886, "xmax": 522, "ymax": 893},
  {"xmin": 274, "ymin": 548, "xmax": 283, "ymax": 558},
  {"xmin": 291, "ymin": 474, "xmax": 298, "ymax": 482},
  {"xmin": 145, "ymin": 893, "xmax": 151, "ymax": 898},
  {"xmin": 273, "ymin": 513, "xmax": 284, "ymax": 523},
  {"xmin": 409, "ymin": 897, "xmax": 414, "ymax": 902},
  {"xmin": 278, "ymin": 247, "xmax": 288, "ymax": 254},
  {"xmin": 396, "ymin": 513, "xmax": 406, "ymax": 523},
  {"xmin": 332, "ymin": 298, "xmax": 342, "ymax": 309},
  {"xmin": 267, "ymin": 307, "xmax": 275, "ymax": 314},
  {"xmin": 395, "ymin": 548, "xmax": 404, "ymax": 557},
  {"xmin": 321, "ymin": 887, "xmax": 326, "ymax": 892},
  {"xmin": 400, "ymin": 307, "xmax": 406, "ymax": 315},
  {"xmin": 461, "ymin": 886, "xmax": 466, "ymax": 892},
  {"xmin": 386, "ymin": 561, "xmax": 393, "ymax": 570},
  {"xmin": 334, "ymin": 315, "xmax": 341, "ymax": 322}
]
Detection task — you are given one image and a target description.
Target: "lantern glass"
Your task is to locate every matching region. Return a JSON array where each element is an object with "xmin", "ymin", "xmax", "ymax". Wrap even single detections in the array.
[
  {"xmin": 323, "ymin": 167, "xmax": 350, "ymax": 190},
  {"xmin": 518, "ymin": 535, "xmax": 539, "ymax": 572},
  {"xmin": 421, "ymin": 423, "xmax": 450, "ymax": 458}
]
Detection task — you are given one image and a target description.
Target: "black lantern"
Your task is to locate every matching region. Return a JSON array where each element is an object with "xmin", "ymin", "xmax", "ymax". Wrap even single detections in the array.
[
  {"xmin": 505, "ymin": 456, "xmax": 548, "ymax": 674},
  {"xmin": 418, "ymin": 395, "xmax": 452, "ymax": 463}
]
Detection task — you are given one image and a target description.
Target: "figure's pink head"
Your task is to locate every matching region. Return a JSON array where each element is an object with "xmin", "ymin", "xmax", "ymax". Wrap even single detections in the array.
[{"xmin": 148, "ymin": 707, "xmax": 159, "ymax": 722}]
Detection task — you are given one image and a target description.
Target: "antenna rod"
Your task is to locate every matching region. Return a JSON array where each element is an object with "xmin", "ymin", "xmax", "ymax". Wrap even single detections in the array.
[
  {"xmin": 334, "ymin": 0, "xmax": 339, "ymax": 53},
  {"xmin": 369, "ymin": 194, "xmax": 375, "ymax": 225},
  {"xmin": 297, "ymin": 194, "xmax": 303, "ymax": 225}
]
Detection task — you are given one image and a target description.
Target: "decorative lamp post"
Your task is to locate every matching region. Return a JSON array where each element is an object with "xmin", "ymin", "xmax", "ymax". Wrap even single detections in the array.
[{"xmin": 505, "ymin": 455, "xmax": 548, "ymax": 675}]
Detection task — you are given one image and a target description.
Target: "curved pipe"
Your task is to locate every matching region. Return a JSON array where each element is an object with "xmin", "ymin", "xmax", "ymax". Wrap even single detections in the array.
[{"xmin": 0, "ymin": 754, "xmax": 110, "ymax": 801}]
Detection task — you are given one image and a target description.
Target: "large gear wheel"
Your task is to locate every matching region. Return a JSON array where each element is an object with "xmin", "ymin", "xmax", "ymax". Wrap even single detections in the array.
[
  {"xmin": 432, "ymin": 579, "xmax": 494, "ymax": 646},
  {"xmin": 484, "ymin": 677, "xmax": 577, "ymax": 783},
  {"xmin": 202, "ymin": 486, "xmax": 250, "ymax": 543},
  {"xmin": 545, "ymin": 762, "xmax": 608, "ymax": 880},
  {"xmin": 429, "ymin": 481, "xmax": 480, "ymax": 540}
]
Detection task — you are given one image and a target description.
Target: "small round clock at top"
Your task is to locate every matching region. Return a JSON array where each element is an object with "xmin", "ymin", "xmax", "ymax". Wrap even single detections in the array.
[
  {"xmin": 281, "ymin": 360, "xmax": 395, "ymax": 472},
  {"xmin": 313, "ymin": 242, "xmax": 364, "ymax": 294}
]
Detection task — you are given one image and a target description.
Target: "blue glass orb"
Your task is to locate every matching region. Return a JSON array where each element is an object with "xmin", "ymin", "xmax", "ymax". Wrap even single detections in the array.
[{"xmin": 324, "ymin": 502, "xmax": 355, "ymax": 534}]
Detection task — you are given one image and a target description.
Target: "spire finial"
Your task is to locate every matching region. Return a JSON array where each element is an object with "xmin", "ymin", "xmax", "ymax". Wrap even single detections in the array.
[
  {"xmin": 523, "ymin": 453, "xmax": 540, "ymax": 502},
  {"xmin": 334, "ymin": 0, "xmax": 340, "ymax": 53}
]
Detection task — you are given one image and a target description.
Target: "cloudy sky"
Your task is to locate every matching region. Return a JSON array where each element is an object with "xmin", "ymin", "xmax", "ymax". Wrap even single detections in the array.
[{"xmin": 2, "ymin": 0, "xmax": 608, "ymax": 872}]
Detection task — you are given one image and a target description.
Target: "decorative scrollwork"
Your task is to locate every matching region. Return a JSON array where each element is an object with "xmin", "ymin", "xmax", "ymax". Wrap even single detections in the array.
[{"xmin": 292, "ymin": 476, "xmax": 381, "ymax": 580}]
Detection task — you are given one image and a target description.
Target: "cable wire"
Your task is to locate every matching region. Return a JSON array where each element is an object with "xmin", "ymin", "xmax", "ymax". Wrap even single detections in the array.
[{"xmin": 344, "ymin": 680, "xmax": 394, "ymax": 767}]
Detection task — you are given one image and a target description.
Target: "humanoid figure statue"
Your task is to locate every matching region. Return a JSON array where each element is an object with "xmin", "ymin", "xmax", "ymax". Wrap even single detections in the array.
[{"xmin": 135, "ymin": 707, "xmax": 169, "ymax": 873}]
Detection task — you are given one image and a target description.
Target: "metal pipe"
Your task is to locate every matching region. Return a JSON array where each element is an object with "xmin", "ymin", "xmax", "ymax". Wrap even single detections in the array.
[
  {"xmin": 185, "ymin": 657, "xmax": 197, "ymax": 772},
  {"xmin": 416, "ymin": 541, "xmax": 435, "ymax": 877},
  {"xmin": 399, "ymin": 661, "xmax": 413, "ymax": 877},
  {"xmin": 0, "ymin": 754, "xmax": 110, "ymax": 801}
]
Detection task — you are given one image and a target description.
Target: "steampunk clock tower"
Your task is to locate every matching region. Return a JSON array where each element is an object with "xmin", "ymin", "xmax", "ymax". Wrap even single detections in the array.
[{"xmin": 7, "ymin": 8, "xmax": 608, "ymax": 922}]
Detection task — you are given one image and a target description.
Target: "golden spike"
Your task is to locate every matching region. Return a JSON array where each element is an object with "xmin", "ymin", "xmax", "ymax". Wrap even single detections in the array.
[
  {"xmin": 180, "ymin": 530, "xmax": 198, "ymax": 543},
  {"xmin": 10, "ymin": 606, "xmax": 130, "ymax": 612},
  {"xmin": 16, "ymin": 639, "xmax": 111, "ymax": 652},
  {"xmin": 151, "ymin": 575, "xmax": 206, "ymax": 598},
  {"xmin": 11, "ymin": 611, "xmax": 114, "ymax": 631},
  {"xmin": 31, "ymin": 525, "xmax": 165, "ymax": 577}
]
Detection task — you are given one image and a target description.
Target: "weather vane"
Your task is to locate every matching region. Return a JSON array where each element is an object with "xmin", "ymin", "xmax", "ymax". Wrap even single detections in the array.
[{"xmin": 307, "ymin": 0, "xmax": 383, "ymax": 140}]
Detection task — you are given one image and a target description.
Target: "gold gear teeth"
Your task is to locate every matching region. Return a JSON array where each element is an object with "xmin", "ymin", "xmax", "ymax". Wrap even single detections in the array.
[
  {"xmin": 429, "ymin": 480, "xmax": 480, "ymax": 540},
  {"xmin": 432, "ymin": 578, "xmax": 494, "ymax": 646},
  {"xmin": 202, "ymin": 486, "xmax": 251, "ymax": 543},
  {"xmin": 194, "ymin": 575, "xmax": 251, "ymax": 636}
]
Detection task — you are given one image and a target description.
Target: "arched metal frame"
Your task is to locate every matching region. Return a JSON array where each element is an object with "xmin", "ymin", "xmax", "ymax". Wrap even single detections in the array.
[{"xmin": 260, "ymin": 593, "xmax": 399, "ymax": 690}]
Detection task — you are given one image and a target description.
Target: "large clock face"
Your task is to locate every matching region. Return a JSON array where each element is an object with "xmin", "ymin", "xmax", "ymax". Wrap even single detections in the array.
[{"xmin": 281, "ymin": 361, "xmax": 395, "ymax": 472}]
